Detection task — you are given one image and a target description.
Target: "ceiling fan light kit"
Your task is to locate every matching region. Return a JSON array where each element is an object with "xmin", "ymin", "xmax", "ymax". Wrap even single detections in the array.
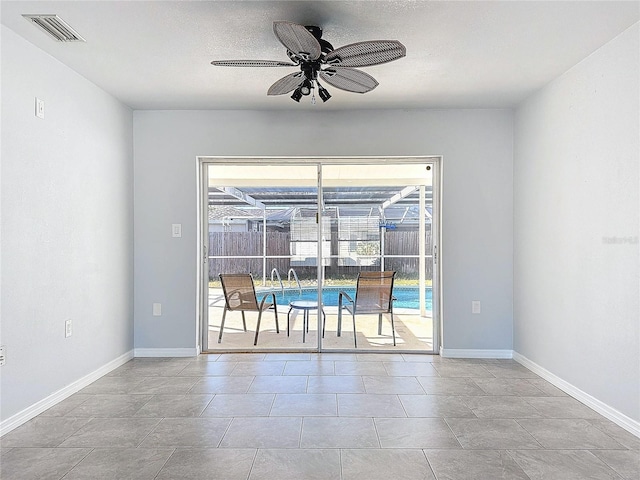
[{"xmin": 211, "ymin": 21, "xmax": 406, "ymax": 104}]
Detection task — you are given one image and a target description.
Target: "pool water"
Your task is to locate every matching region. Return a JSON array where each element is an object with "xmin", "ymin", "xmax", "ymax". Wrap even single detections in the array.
[{"xmin": 260, "ymin": 286, "xmax": 432, "ymax": 310}]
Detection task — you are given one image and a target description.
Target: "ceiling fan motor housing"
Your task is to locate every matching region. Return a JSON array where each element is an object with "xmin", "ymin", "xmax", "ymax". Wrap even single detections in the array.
[{"xmin": 304, "ymin": 25, "xmax": 335, "ymax": 55}]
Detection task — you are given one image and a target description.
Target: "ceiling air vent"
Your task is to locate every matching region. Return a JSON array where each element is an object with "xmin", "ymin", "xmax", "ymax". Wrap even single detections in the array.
[{"xmin": 22, "ymin": 14, "xmax": 85, "ymax": 42}]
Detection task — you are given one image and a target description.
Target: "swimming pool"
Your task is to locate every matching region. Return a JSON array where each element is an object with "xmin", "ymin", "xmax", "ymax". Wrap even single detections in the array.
[{"xmin": 260, "ymin": 285, "xmax": 432, "ymax": 310}]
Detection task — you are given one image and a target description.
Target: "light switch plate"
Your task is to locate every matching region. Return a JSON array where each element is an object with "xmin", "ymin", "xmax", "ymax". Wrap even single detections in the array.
[
  {"xmin": 153, "ymin": 303, "xmax": 162, "ymax": 316},
  {"xmin": 172, "ymin": 224, "xmax": 182, "ymax": 238},
  {"xmin": 472, "ymin": 301, "xmax": 481, "ymax": 314}
]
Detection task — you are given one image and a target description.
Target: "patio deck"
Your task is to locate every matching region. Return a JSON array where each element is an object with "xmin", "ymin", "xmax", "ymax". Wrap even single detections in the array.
[{"xmin": 206, "ymin": 290, "xmax": 433, "ymax": 351}]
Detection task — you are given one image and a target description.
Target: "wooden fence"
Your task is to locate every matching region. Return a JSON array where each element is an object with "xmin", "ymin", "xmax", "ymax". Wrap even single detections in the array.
[{"xmin": 208, "ymin": 230, "xmax": 432, "ymax": 280}]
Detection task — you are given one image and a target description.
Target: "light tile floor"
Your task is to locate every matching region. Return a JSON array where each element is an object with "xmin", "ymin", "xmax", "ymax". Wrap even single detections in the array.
[{"xmin": 1, "ymin": 354, "xmax": 639, "ymax": 480}]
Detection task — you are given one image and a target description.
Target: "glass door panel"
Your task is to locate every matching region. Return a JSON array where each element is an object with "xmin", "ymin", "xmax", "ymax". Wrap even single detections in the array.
[
  {"xmin": 205, "ymin": 163, "xmax": 319, "ymax": 351},
  {"xmin": 320, "ymin": 163, "xmax": 434, "ymax": 351}
]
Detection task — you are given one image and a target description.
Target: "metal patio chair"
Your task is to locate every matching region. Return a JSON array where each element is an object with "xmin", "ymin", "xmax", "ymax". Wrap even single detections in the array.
[
  {"xmin": 218, "ymin": 273, "xmax": 279, "ymax": 345},
  {"xmin": 338, "ymin": 271, "xmax": 397, "ymax": 348}
]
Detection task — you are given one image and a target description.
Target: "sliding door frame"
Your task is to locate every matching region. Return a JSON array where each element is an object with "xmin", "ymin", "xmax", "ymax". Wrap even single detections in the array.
[{"xmin": 197, "ymin": 156, "xmax": 442, "ymax": 354}]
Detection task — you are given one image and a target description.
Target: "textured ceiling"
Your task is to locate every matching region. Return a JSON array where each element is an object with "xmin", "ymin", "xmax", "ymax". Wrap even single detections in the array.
[{"xmin": 2, "ymin": 1, "xmax": 638, "ymax": 110}]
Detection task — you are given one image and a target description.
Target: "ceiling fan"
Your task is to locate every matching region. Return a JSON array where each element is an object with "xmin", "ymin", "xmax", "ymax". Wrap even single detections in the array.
[{"xmin": 211, "ymin": 21, "xmax": 406, "ymax": 103}]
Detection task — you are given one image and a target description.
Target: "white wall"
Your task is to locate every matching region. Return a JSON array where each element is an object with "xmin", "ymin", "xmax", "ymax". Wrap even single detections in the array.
[
  {"xmin": 514, "ymin": 24, "xmax": 639, "ymax": 423},
  {"xmin": 133, "ymin": 109, "xmax": 513, "ymax": 353},
  {"xmin": 0, "ymin": 26, "xmax": 134, "ymax": 422}
]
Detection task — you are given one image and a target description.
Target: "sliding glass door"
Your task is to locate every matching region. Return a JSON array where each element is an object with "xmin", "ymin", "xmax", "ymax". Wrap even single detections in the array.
[{"xmin": 201, "ymin": 158, "xmax": 438, "ymax": 353}]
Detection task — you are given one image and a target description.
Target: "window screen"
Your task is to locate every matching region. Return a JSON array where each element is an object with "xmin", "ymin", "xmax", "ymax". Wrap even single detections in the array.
[{"xmin": 338, "ymin": 216, "xmax": 381, "ymax": 266}]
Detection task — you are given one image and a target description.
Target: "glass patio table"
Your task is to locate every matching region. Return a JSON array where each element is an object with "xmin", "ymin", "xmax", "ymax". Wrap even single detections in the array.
[{"xmin": 287, "ymin": 300, "xmax": 326, "ymax": 343}]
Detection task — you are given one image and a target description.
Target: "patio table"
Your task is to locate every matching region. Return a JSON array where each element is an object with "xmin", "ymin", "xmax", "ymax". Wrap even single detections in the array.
[{"xmin": 287, "ymin": 300, "xmax": 326, "ymax": 343}]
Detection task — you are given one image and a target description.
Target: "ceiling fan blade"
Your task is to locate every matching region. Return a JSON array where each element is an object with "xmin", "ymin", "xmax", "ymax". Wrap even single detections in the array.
[
  {"xmin": 319, "ymin": 68, "xmax": 379, "ymax": 94},
  {"xmin": 211, "ymin": 59, "xmax": 297, "ymax": 67},
  {"xmin": 273, "ymin": 21, "xmax": 321, "ymax": 61},
  {"xmin": 324, "ymin": 40, "xmax": 406, "ymax": 67},
  {"xmin": 267, "ymin": 72, "xmax": 305, "ymax": 95}
]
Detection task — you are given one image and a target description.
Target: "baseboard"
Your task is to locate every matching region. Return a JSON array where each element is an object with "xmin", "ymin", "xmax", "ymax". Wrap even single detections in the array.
[
  {"xmin": 0, "ymin": 349, "xmax": 134, "ymax": 437},
  {"xmin": 513, "ymin": 351, "xmax": 640, "ymax": 438},
  {"xmin": 133, "ymin": 347, "xmax": 198, "ymax": 357},
  {"xmin": 440, "ymin": 347, "xmax": 514, "ymax": 359}
]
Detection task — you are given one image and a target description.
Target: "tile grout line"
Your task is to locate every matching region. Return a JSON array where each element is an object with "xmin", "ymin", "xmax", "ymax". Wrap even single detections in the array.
[
  {"xmin": 134, "ymin": 417, "xmax": 165, "ymax": 449},
  {"xmin": 298, "ymin": 417, "xmax": 305, "ymax": 448},
  {"xmin": 372, "ymin": 416, "xmax": 382, "ymax": 448},
  {"xmin": 245, "ymin": 447, "xmax": 260, "ymax": 480},
  {"xmin": 151, "ymin": 447, "xmax": 176, "ymax": 480},
  {"xmin": 421, "ymin": 448, "xmax": 441, "ymax": 480},
  {"xmin": 216, "ymin": 417, "xmax": 235, "ymax": 448},
  {"xmin": 512, "ymin": 418, "xmax": 548, "ymax": 450},
  {"xmin": 441, "ymin": 417, "xmax": 465, "ymax": 450},
  {"xmin": 58, "ymin": 446, "xmax": 95, "ymax": 480}
]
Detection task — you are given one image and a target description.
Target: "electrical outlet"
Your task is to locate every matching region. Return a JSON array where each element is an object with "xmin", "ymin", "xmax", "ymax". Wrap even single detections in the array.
[
  {"xmin": 65, "ymin": 319, "xmax": 72, "ymax": 337},
  {"xmin": 35, "ymin": 97, "xmax": 45, "ymax": 119},
  {"xmin": 472, "ymin": 301, "xmax": 481, "ymax": 314},
  {"xmin": 153, "ymin": 303, "xmax": 162, "ymax": 316},
  {"xmin": 0, "ymin": 346, "xmax": 5, "ymax": 366}
]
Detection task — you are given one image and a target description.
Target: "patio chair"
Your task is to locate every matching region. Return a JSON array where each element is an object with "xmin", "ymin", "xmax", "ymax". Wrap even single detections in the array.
[
  {"xmin": 338, "ymin": 271, "xmax": 397, "ymax": 348},
  {"xmin": 218, "ymin": 273, "xmax": 280, "ymax": 345}
]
